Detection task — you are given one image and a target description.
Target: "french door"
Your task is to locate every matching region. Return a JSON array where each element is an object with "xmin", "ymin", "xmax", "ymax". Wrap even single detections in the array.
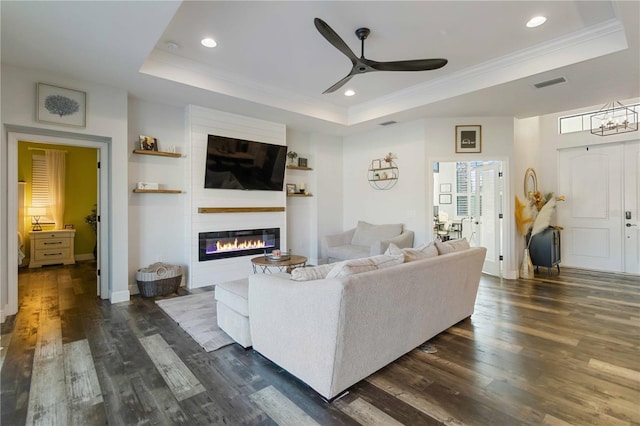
[{"xmin": 474, "ymin": 162, "xmax": 503, "ymax": 276}]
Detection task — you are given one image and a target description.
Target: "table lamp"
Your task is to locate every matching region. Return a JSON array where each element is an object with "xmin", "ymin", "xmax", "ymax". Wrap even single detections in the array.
[{"xmin": 28, "ymin": 206, "xmax": 47, "ymax": 231}]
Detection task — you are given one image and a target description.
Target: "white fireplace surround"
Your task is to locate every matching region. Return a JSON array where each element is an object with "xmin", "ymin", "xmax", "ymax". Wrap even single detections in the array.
[{"xmin": 188, "ymin": 106, "xmax": 287, "ymax": 288}]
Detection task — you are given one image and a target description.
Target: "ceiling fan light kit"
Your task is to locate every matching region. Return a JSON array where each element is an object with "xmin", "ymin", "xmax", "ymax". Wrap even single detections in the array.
[{"xmin": 314, "ymin": 18, "xmax": 448, "ymax": 94}]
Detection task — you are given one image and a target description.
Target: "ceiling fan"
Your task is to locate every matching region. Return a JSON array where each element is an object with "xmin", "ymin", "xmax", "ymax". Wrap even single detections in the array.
[{"xmin": 314, "ymin": 18, "xmax": 448, "ymax": 94}]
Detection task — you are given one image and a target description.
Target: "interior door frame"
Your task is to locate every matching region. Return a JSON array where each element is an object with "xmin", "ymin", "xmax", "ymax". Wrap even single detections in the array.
[
  {"xmin": 6, "ymin": 127, "xmax": 110, "ymax": 317},
  {"xmin": 429, "ymin": 156, "xmax": 511, "ymax": 278}
]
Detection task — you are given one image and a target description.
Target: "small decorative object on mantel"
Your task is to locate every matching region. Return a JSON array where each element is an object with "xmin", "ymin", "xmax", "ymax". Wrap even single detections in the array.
[
  {"xmin": 455, "ymin": 125, "xmax": 482, "ymax": 153},
  {"xmin": 37, "ymin": 82, "xmax": 87, "ymax": 128},
  {"xmin": 298, "ymin": 157, "xmax": 308, "ymax": 167},
  {"xmin": 287, "ymin": 151, "xmax": 298, "ymax": 165}
]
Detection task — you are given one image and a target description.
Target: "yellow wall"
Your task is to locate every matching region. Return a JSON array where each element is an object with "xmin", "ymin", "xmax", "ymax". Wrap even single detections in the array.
[{"xmin": 18, "ymin": 142, "xmax": 98, "ymax": 256}]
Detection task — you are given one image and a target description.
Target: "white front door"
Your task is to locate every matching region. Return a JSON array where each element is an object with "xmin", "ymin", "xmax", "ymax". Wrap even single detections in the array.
[
  {"xmin": 475, "ymin": 162, "xmax": 503, "ymax": 276},
  {"xmin": 624, "ymin": 141, "xmax": 640, "ymax": 274},
  {"xmin": 558, "ymin": 144, "xmax": 624, "ymax": 272}
]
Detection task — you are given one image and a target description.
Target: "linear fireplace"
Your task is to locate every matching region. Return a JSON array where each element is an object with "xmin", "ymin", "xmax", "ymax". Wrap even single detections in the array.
[{"xmin": 199, "ymin": 228, "xmax": 280, "ymax": 261}]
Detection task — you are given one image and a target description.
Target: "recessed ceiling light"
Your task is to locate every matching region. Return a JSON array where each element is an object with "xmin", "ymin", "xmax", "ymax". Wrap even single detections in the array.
[
  {"xmin": 164, "ymin": 42, "xmax": 180, "ymax": 50},
  {"xmin": 344, "ymin": 89, "xmax": 355, "ymax": 97},
  {"xmin": 201, "ymin": 38, "xmax": 217, "ymax": 48},
  {"xmin": 526, "ymin": 16, "xmax": 547, "ymax": 28}
]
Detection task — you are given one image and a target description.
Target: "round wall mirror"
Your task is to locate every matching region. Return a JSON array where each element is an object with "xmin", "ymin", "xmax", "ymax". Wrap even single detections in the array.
[{"xmin": 524, "ymin": 168, "xmax": 538, "ymax": 199}]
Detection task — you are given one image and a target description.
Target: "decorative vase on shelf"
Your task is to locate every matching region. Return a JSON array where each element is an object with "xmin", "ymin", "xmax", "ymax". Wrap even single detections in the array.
[{"xmin": 520, "ymin": 248, "xmax": 534, "ymax": 279}]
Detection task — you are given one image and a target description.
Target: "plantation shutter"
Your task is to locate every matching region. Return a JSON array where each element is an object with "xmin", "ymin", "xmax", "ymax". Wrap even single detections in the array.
[{"xmin": 31, "ymin": 155, "xmax": 54, "ymax": 223}]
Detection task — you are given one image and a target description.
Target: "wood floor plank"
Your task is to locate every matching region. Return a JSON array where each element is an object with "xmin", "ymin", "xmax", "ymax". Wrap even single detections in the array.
[
  {"xmin": 0, "ymin": 332, "xmax": 13, "ymax": 371},
  {"xmin": 367, "ymin": 374, "xmax": 466, "ymax": 426},
  {"xmin": 26, "ymin": 317, "xmax": 68, "ymax": 426},
  {"xmin": 138, "ymin": 333, "xmax": 206, "ymax": 401},
  {"xmin": 249, "ymin": 385, "xmax": 321, "ymax": 426},
  {"xmin": 446, "ymin": 326, "xmax": 523, "ymax": 354},
  {"xmin": 337, "ymin": 397, "xmax": 405, "ymax": 426},
  {"xmin": 588, "ymin": 358, "xmax": 640, "ymax": 384},
  {"xmin": 63, "ymin": 339, "xmax": 103, "ymax": 406}
]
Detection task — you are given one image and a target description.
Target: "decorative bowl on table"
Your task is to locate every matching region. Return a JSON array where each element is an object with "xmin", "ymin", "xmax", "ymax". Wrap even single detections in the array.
[{"xmin": 265, "ymin": 251, "xmax": 291, "ymax": 261}]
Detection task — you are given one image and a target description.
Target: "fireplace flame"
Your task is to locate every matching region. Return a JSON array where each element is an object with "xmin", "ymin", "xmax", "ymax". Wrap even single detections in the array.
[{"xmin": 216, "ymin": 238, "xmax": 267, "ymax": 252}]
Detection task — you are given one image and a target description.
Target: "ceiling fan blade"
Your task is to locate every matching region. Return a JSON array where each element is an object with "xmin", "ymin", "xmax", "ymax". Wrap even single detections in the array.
[
  {"xmin": 370, "ymin": 58, "xmax": 448, "ymax": 72},
  {"xmin": 314, "ymin": 18, "xmax": 358, "ymax": 63},
  {"xmin": 322, "ymin": 74, "xmax": 354, "ymax": 94}
]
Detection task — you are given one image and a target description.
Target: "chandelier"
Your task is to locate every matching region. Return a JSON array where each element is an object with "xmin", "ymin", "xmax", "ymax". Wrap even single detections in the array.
[{"xmin": 590, "ymin": 101, "xmax": 638, "ymax": 136}]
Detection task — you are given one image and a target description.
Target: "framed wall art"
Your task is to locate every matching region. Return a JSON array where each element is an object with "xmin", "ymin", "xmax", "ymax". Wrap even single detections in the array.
[
  {"xmin": 139, "ymin": 135, "xmax": 158, "ymax": 151},
  {"xmin": 439, "ymin": 194, "xmax": 452, "ymax": 204},
  {"xmin": 455, "ymin": 125, "xmax": 482, "ymax": 153},
  {"xmin": 37, "ymin": 83, "xmax": 86, "ymax": 128},
  {"xmin": 439, "ymin": 183, "xmax": 452, "ymax": 193}
]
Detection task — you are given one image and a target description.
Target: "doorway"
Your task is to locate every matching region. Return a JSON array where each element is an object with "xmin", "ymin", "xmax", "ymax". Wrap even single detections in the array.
[
  {"xmin": 433, "ymin": 160, "xmax": 505, "ymax": 277},
  {"xmin": 17, "ymin": 141, "xmax": 99, "ymax": 292},
  {"xmin": 7, "ymin": 129, "xmax": 110, "ymax": 319},
  {"xmin": 558, "ymin": 141, "xmax": 639, "ymax": 274}
]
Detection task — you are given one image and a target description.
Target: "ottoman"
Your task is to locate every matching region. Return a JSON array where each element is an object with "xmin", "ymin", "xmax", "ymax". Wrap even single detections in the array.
[{"xmin": 215, "ymin": 278, "xmax": 251, "ymax": 348}]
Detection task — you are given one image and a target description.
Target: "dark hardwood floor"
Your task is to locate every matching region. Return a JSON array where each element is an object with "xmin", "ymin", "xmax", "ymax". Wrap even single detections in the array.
[{"xmin": 2, "ymin": 261, "xmax": 639, "ymax": 425}]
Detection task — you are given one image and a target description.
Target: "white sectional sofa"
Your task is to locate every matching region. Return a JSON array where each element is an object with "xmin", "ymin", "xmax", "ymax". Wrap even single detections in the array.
[{"xmin": 248, "ymin": 244, "xmax": 487, "ymax": 400}]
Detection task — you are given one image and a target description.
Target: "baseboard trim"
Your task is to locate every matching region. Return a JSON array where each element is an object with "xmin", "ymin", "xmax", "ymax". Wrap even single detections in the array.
[
  {"xmin": 75, "ymin": 253, "xmax": 95, "ymax": 261},
  {"xmin": 110, "ymin": 289, "xmax": 130, "ymax": 304}
]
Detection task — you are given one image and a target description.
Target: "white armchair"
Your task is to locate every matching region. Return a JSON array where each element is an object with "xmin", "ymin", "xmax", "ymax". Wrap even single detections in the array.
[{"xmin": 321, "ymin": 221, "xmax": 414, "ymax": 262}]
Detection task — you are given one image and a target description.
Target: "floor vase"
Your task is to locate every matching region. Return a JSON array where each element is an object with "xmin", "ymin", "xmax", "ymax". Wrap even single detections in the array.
[{"xmin": 520, "ymin": 248, "xmax": 534, "ymax": 279}]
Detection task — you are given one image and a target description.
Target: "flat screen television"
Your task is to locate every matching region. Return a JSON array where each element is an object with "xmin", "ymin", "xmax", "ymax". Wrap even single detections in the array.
[{"xmin": 204, "ymin": 134, "xmax": 288, "ymax": 191}]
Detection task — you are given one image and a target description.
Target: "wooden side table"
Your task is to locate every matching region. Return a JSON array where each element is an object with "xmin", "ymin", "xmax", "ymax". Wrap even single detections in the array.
[{"xmin": 251, "ymin": 255, "xmax": 307, "ymax": 273}]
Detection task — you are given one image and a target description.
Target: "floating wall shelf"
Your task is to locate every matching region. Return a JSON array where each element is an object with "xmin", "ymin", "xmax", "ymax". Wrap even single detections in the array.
[
  {"xmin": 368, "ymin": 159, "xmax": 399, "ymax": 190},
  {"xmin": 133, "ymin": 189, "xmax": 182, "ymax": 194},
  {"xmin": 198, "ymin": 207, "xmax": 286, "ymax": 214},
  {"xmin": 132, "ymin": 149, "xmax": 181, "ymax": 158}
]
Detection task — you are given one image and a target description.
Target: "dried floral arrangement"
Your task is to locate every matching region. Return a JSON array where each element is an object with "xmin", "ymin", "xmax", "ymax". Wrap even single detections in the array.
[{"xmin": 515, "ymin": 191, "xmax": 565, "ymax": 247}]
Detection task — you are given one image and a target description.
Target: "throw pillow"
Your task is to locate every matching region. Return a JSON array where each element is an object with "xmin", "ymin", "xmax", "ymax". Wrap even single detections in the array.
[
  {"xmin": 290, "ymin": 263, "xmax": 335, "ymax": 281},
  {"xmin": 351, "ymin": 221, "xmax": 403, "ymax": 247},
  {"xmin": 385, "ymin": 242, "xmax": 438, "ymax": 262},
  {"xmin": 435, "ymin": 238, "xmax": 470, "ymax": 255}
]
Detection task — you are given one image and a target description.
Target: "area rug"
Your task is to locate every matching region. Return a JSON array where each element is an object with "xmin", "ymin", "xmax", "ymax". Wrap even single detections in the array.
[{"xmin": 156, "ymin": 291, "xmax": 234, "ymax": 352}]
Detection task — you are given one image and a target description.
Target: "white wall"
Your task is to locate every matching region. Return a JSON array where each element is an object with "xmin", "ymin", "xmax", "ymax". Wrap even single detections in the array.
[
  {"xmin": 311, "ymin": 133, "xmax": 343, "ymax": 263},
  {"xmin": 343, "ymin": 120, "xmax": 428, "ymax": 245},
  {"xmin": 188, "ymin": 106, "xmax": 287, "ymax": 287},
  {"xmin": 425, "ymin": 116, "xmax": 516, "ymax": 277},
  {"xmin": 1, "ymin": 64, "xmax": 130, "ymax": 317},
  {"xmin": 285, "ymin": 130, "xmax": 344, "ymax": 264},
  {"xmin": 127, "ymin": 98, "xmax": 189, "ymax": 293}
]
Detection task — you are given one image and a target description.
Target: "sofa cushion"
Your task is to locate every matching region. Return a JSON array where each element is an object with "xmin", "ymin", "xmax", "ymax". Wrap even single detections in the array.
[
  {"xmin": 386, "ymin": 242, "xmax": 438, "ymax": 262},
  {"xmin": 215, "ymin": 278, "xmax": 249, "ymax": 317},
  {"xmin": 351, "ymin": 221, "xmax": 403, "ymax": 247},
  {"xmin": 370, "ymin": 253, "xmax": 405, "ymax": 268},
  {"xmin": 435, "ymin": 238, "xmax": 471, "ymax": 255},
  {"xmin": 291, "ymin": 264, "xmax": 335, "ymax": 281},
  {"xmin": 327, "ymin": 244, "xmax": 369, "ymax": 261},
  {"xmin": 326, "ymin": 254, "xmax": 404, "ymax": 279}
]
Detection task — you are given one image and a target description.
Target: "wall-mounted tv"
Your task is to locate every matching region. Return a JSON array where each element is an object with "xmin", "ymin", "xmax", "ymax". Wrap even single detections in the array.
[{"xmin": 204, "ymin": 134, "xmax": 288, "ymax": 191}]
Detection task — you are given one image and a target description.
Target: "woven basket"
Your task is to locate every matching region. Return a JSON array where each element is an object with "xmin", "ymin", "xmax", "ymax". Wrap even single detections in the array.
[{"xmin": 136, "ymin": 263, "xmax": 182, "ymax": 297}]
